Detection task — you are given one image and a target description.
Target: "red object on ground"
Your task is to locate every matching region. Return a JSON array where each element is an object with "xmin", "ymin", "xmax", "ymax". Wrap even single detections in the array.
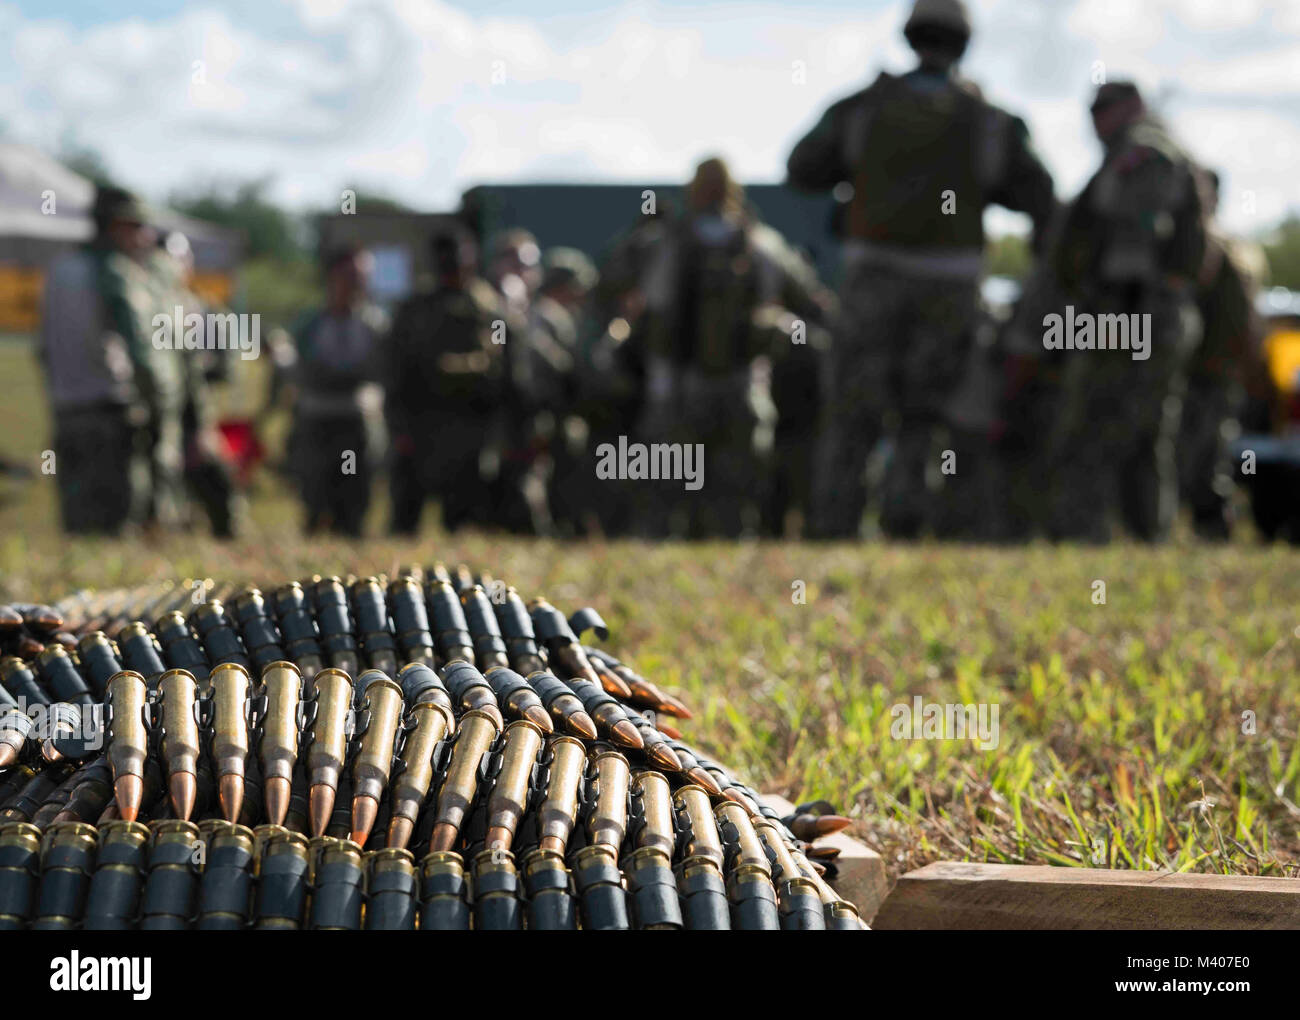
[{"xmin": 216, "ymin": 419, "xmax": 265, "ymax": 486}]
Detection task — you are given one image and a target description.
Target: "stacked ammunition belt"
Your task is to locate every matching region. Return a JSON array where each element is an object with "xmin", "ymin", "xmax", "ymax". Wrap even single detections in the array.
[{"xmin": 0, "ymin": 567, "xmax": 862, "ymax": 930}]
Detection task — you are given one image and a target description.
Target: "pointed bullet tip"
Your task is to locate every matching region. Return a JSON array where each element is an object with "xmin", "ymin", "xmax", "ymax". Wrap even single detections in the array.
[
  {"xmin": 219, "ymin": 774, "xmax": 244, "ymax": 823},
  {"xmin": 611, "ymin": 720, "xmax": 644, "ymax": 750},
  {"xmin": 689, "ymin": 768, "xmax": 723, "ymax": 797},
  {"xmin": 351, "ymin": 795, "xmax": 379, "ymax": 847},
  {"xmin": 169, "ymin": 771, "xmax": 197, "ymax": 821},
  {"xmin": 568, "ymin": 712, "xmax": 598, "ymax": 741},
  {"xmin": 264, "ymin": 776, "xmax": 291, "ymax": 826},
  {"xmin": 309, "ymin": 783, "xmax": 336, "ymax": 838},
  {"xmin": 114, "ymin": 774, "xmax": 143, "ymax": 823},
  {"xmin": 649, "ymin": 744, "xmax": 683, "ymax": 772},
  {"xmin": 524, "ymin": 705, "xmax": 554, "ymax": 733},
  {"xmin": 387, "ymin": 816, "xmax": 414, "ymax": 851},
  {"xmin": 0, "ymin": 745, "xmax": 16, "ymax": 768}
]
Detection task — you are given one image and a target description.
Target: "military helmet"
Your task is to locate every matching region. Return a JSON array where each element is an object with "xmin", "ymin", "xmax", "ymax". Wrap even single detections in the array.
[{"xmin": 904, "ymin": 0, "xmax": 972, "ymax": 39}]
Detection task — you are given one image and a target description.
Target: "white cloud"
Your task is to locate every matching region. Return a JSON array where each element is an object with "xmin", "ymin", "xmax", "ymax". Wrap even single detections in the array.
[{"xmin": 0, "ymin": 0, "xmax": 1293, "ymax": 238}]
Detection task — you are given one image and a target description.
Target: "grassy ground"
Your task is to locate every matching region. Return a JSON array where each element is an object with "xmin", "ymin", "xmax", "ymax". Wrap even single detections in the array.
[{"xmin": 4, "ymin": 338, "xmax": 1300, "ymax": 881}]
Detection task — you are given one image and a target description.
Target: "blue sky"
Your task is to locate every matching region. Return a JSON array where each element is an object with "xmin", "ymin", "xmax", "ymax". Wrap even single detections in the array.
[{"xmin": 2, "ymin": 0, "xmax": 1297, "ymax": 237}]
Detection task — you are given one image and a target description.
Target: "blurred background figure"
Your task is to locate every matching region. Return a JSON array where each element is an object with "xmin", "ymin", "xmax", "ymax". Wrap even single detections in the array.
[
  {"xmin": 1048, "ymin": 81, "xmax": 1206, "ymax": 543},
  {"xmin": 1177, "ymin": 169, "xmax": 1266, "ymax": 541},
  {"xmin": 520, "ymin": 246, "xmax": 598, "ymax": 535},
  {"xmin": 639, "ymin": 156, "xmax": 831, "ymax": 538},
  {"xmin": 385, "ymin": 227, "xmax": 505, "ymax": 534},
  {"xmin": 37, "ymin": 185, "xmax": 181, "ymax": 534},
  {"xmin": 154, "ymin": 230, "xmax": 242, "ymax": 538},
  {"xmin": 287, "ymin": 244, "xmax": 386, "ymax": 536},
  {"xmin": 788, "ymin": 0, "xmax": 1054, "ymax": 539}
]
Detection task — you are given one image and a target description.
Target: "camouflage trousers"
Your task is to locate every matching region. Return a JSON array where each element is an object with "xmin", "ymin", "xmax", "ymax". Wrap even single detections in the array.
[
  {"xmin": 635, "ymin": 364, "xmax": 773, "ymax": 538},
  {"xmin": 810, "ymin": 263, "xmax": 977, "ymax": 538},
  {"xmin": 1176, "ymin": 373, "xmax": 1238, "ymax": 539},
  {"xmin": 390, "ymin": 420, "xmax": 493, "ymax": 534},
  {"xmin": 1047, "ymin": 288, "xmax": 1201, "ymax": 543},
  {"xmin": 291, "ymin": 411, "xmax": 374, "ymax": 537},
  {"xmin": 53, "ymin": 404, "xmax": 149, "ymax": 535}
]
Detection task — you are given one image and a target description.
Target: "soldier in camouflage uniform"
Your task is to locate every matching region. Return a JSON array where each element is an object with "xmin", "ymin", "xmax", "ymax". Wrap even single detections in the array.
[
  {"xmin": 1048, "ymin": 82, "xmax": 1206, "ymax": 543},
  {"xmin": 385, "ymin": 229, "xmax": 507, "ymax": 534},
  {"xmin": 1176, "ymin": 170, "xmax": 1264, "ymax": 540},
  {"xmin": 153, "ymin": 231, "xmax": 241, "ymax": 538},
  {"xmin": 519, "ymin": 248, "xmax": 599, "ymax": 535},
  {"xmin": 39, "ymin": 187, "xmax": 183, "ymax": 534},
  {"xmin": 639, "ymin": 157, "xmax": 831, "ymax": 538},
  {"xmin": 287, "ymin": 246, "xmax": 387, "ymax": 537},
  {"xmin": 787, "ymin": 0, "xmax": 1055, "ymax": 539}
]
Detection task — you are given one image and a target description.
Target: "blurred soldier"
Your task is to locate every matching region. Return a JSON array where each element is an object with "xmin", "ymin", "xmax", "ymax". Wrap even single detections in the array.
[
  {"xmin": 787, "ymin": 0, "xmax": 1055, "ymax": 539},
  {"xmin": 386, "ymin": 228, "xmax": 506, "ymax": 534},
  {"xmin": 1048, "ymin": 81, "xmax": 1206, "ymax": 543},
  {"xmin": 576, "ymin": 213, "xmax": 666, "ymax": 535},
  {"xmin": 154, "ymin": 231, "xmax": 241, "ymax": 538},
  {"xmin": 640, "ymin": 157, "xmax": 831, "ymax": 538},
  {"xmin": 1176, "ymin": 170, "xmax": 1264, "ymax": 540},
  {"xmin": 485, "ymin": 228, "xmax": 542, "ymax": 531},
  {"xmin": 38, "ymin": 186, "xmax": 182, "ymax": 534},
  {"xmin": 519, "ymin": 247, "xmax": 599, "ymax": 535},
  {"xmin": 287, "ymin": 245, "xmax": 386, "ymax": 536}
]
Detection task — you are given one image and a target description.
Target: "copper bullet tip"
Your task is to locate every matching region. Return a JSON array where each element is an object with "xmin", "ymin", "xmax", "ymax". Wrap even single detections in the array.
[
  {"xmin": 796, "ymin": 814, "xmax": 853, "ymax": 839},
  {"xmin": 350, "ymin": 795, "xmax": 379, "ymax": 847},
  {"xmin": 611, "ymin": 720, "xmax": 644, "ymax": 750},
  {"xmin": 169, "ymin": 771, "xmax": 197, "ymax": 821},
  {"xmin": 387, "ymin": 815, "xmax": 414, "ymax": 850},
  {"xmin": 648, "ymin": 743, "xmax": 683, "ymax": 772},
  {"xmin": 309, "ymin": 783, "xmax": 336, "ymax": 838},
  {"xmin": 0, "ymin": 745, "xmax": 16, "ymax": 768},
  {"xmin": 591, "ymin": 666, "xmax": 631, "ymax": 700},
  {"xmin": 114, "ymin": 774, "xmax": 143, "ymax": 823},
  {"xmin": 723, "ymin": 787, "xmax": 750, "ymax": 808},
  {"xmin": 523, "ymin": 705, "xmax": 554, "ymax": 733},
  {"xmin": 429, "ymin": 821, "xmax": 458, "ymax": 853},
  {"xmin": 657, "ymin": 720, "xmax": 682, "ymax": 740},
  {"xmin": 567, "ymin": 711, "xmax": 598, "ymax": 741},
  {"xmin": 264, "ymin": 776, "xmax": 291, "ymax": 825},
  {"xmin": 41, "ymin": 741, "xmax": 64, "ymax": 763},
  {"xmin": 219, "ymin": 774, "xmax": 244, "ymax": 823},
  {"xmin": 659, "ymin": 696, "xmax": 692, "ymax": 719},
  {"xmin": 688, "ymin": 767, "xmax": 723, "ymax": 797}
]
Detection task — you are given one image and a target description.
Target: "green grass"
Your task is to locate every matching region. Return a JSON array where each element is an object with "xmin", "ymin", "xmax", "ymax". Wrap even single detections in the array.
[{"xmin": 3, "ymin": 338, "xmax": 1300, "ymax": 881}]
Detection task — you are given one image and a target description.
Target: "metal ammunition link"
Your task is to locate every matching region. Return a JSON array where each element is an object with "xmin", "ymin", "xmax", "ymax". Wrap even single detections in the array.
[
  {"xmin": 623, "ymin": 846, "xmax": 683, "ymax": 930},
  {"xmin": 519, "ymin": 847, "xmax": 575, "ymax": 930},
  {"xmin": 676, "ymin": 855, "xmax": 731, "ymax": 931},
  {"xmin": 82, "ymin": 820, "xmax": 149, "ymax": 930},
  {"xmin": 307, "ymin": 836, "xmax": 364, "ymax": 930},
  {"xmin": 138, "ymin": 819, "xmax": 200, "ymax": 930},
  {"xmin": 364, "ymin": 847, "xmax": 417, "ymax": 930},
  {"xmin": 253, "ymin": 825, "xmax": 311, "ymax": 929},
  {"xmin": 471, "ymin": 847, "xmax": 522, "ymax": 930},
  {"xmin": 571, "ymin": 843, "xmax": 629, "ymax": 930},
  {"xmin": 417, "ymin": 850, "xmax": 470, "ymax": 931},
  {"xmin": 0, "ymin": 822, "xmax": 41, "ymax": 930},
  {"xmin": 31, "ymin": 821, "xmax": 98, "ymax": 929},
  {"xmin": 195, "ymin": 821, "xmax": 255, "ymax": 930}
]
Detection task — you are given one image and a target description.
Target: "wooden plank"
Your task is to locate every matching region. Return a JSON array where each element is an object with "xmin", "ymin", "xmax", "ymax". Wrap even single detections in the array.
[
  {"xmin": 872, "ymin": 862, "xmax": 1300, "ymax": 930},
  {"xmin": 761, "ymin": 794, "xmax": 888, "ymax": 922}
]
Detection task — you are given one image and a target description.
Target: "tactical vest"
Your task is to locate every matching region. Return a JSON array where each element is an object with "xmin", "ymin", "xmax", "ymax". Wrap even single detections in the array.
[
  {"xmin": 845, "ymin": 74, "xmax": 990, "ymax": 250},
  {"xmin": 673, "ymin": 220, "xmax": 761, "ymax": 374}
]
